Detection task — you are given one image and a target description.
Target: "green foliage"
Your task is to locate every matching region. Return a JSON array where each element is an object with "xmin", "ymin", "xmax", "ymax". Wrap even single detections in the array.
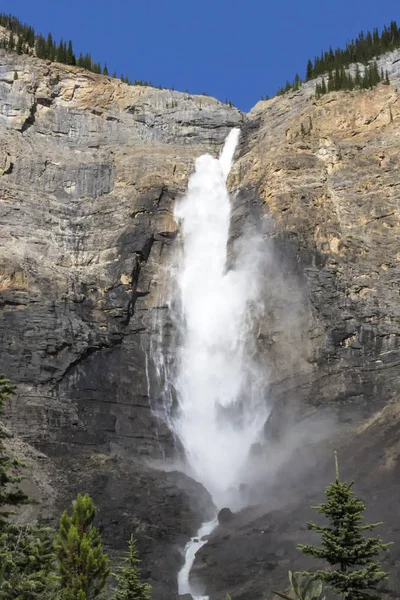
[
  {"xmin": 278, "ymin": 20, "xmax": 398, "ymax": 98},
  {"xmin": 276, "ymin": 74, "xmax": 303, "ymax": 96},
  {"xmin": 0, "ymin": 524, "xmax": 57, "ymax": 599},
  {"xmin": 47, "ymin": 33, "xmax": 55, "ymax": 61},
  {"xmin": 273, "ymin": 571, "xmax": 325, "ymax": 600},
  {"xmin": 55, "ymin": 493, "xmax": 110, "ymax": 600},
  {"xmin": 307, "ymin": 21, "xmax": 400, "ymax": 79},
  {"xmin": 297, "ymin": 453, "xmax": 391, "ymax": 600},
  {"xmin": 0, "ymin": 374, "xmax": 30, "ymax": 531},
  {"xmin": 0, "ymin": 12, "xmax": 175, "ymax": 92},
  {"xmin": 66, "ymin": 40, "xmax": 75, "ymax": 65},
  {"xmin": 306, "ymin": 59, "xmax": 313, "ymax": 81},
  {"xmin": 113, "ymin": 535, "xmax": 151, "ymax": 600},
  {"xmin": 16, "ymin": 33, "xmax": 23, "ymax": 54},
  {"xmin": 315, "ymin": 61, "xmax": 387, "ymax": 99},
  {"xmin": 0, "ymin": 12, "xmax": 126, "ymax": 85},
  {"xmin": 0, "ymin": 374, "xmax": 55, "ymax": 597}
]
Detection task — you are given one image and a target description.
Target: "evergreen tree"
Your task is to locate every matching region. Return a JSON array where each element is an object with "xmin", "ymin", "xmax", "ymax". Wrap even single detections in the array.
[
  {"xmin": 16, "ymin": 34, "xmax": 23, "ymax": 55},
  {"xmin": 66, "ymin": 40, "xmax": 75, "ymax": 65},
  {"xmin": 103, "ymin": 63, "xmax": 109, "ymax": 76},
  {"xmin": 327, "ymin": 71, "xmax": 334, "ymax": 92},
  {"xmin": 8, "ymin": 31, "xmax": 15, "ymax": 51},
  {"xmin": 56, "ymin": 39, "xmax": 65, "ymax": 63},
  {"xmin": 113, "ymin": 535, "xmax": 151, "ymax": 600},
  {"xmin": 306, "ymin": 59, "xmax": 313, "ymax": 81},
  {"xmin": 27, "ymin": 26, "xmax": 35, "ymax": 48},
  {"xmin": 0, "ymin": 374, "xmax": 30, "ymax": 531},
  {"xmin": 0, "ymin": 524, "xmax": 57, "ymax": 599},
  {"xmin": 293, "ymin": 73, "xmax": 301, "ymax": 90},
  {"xmin": 47, "ymin": 33, "xmax": 55, "ymax": 61},
  {"xmin": 0, "ymin": 375, "xmax": 52, "ymax": 598},
  {"xmin": 35, "ymin": 34, "xmax": 47, "ymax": 59},
  {"xmin": 355, "ymin": 64, "xmax": 362, "ymax": 87},
  {"xmin": 298, "ymin": 453, "xmax": 391, "ymax": 600},
  {"xmin": 55, "ymin": 493, "xmax": 110, "ymax": 600},
  {"xmin": 371, "ymin": 61, "xmax": 380, "ymax": 86},
  {"xmin": 82, "ymin": 53, "xmax": 92, "ymax": 70}
]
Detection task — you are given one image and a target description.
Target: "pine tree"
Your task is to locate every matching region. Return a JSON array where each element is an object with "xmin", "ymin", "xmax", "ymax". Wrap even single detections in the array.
[
  {"xmin": 0, "ymin": 524, "xmax": 57, "ymax": 599},
  {"xmin": 103, "ymin": 63, "xmax": 109, "ymax": 76},
  {"xmin": 370, "ymin": 61, "xmax": 380, "ymax": 87},
  {"xmin": 55, "ymin": 493, "xmax": 110, "ymax": 600},
  {"xmin": 306, "ymin": 59, "xmax": 313, "ymax": 81},
  {"xmin": 82, "ymin": 53, "xmax": 92, "ymax": 70},
  {"xmin": 25, "ymin": 26, "xmax": 35, "ymax": 48},
  {"xmin": 0, "ymin": 374, "xmax": 30, "ymax": 532},
  {"xmin": 113, "ymin": 535, "xmax": 151, "ymax": 600},
  {"xmin": 298, "ymin": 452, "xmax": 391, "ymax": 600},
  {"xmin": 355, "ymin": 64, "xmax": 362, "ymax": 87},
  {"xmin": 56, "ymin": 40, "xmax": 65, "ymax": 63},
  {"xmin": 16, "ymin": 34, "xmax": 23, "ymax": 55},
  {"xmin": 66, "ymin": 40, "xmax": 75, "ymax": 65},
  {"xmin": 35, "ymin": 34, "xmax": 47, "ymax": 59},
  {"xmin": 0, "ymin": 375, "xmax": 52, "ymax": 598},
  {"xmin": 327, "ymin": 71, "xmax": 334, "ymax": 92},
  {"xmin": 47, "ymin": 33, "xmax": 55, "ymax": 61},
  {"xmin": 8, "ymin": 31, "xmax": 15, "ymax": 51}
]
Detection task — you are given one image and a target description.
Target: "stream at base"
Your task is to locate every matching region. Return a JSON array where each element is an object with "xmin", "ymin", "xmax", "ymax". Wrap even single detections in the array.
[{"xmin": 178, "ymin": 518, "xmax": 218, "ymax": 599}]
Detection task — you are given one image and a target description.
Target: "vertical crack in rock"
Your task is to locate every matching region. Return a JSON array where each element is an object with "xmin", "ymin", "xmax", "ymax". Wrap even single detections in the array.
[{"xmin": 20, "ymin": 99, "xmax": 37, "ymax": 133}]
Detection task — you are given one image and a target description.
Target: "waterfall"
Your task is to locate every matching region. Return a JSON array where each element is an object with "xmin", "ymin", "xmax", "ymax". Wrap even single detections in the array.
[
  {"xmin": 150, "ymin": 129, "xmax": 269, "ymax": 598},
  {"xmin": 171, "ymin": 128, "xmax": 268, "ymax": 508}
]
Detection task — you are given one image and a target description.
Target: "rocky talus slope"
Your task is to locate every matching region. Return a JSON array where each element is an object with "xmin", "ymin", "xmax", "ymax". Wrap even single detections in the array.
[{"xmin": 0, "ymin": 45, "xmax": 400, "ymax": 599}]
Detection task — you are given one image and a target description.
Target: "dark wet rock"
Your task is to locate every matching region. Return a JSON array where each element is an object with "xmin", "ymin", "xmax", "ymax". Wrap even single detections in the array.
[{"xmin": 218, "ymin": 508, "xmax": 235, "ymax": 525}]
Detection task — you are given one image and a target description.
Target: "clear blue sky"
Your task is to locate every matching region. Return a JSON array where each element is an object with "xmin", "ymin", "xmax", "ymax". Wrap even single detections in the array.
[{"xmin": 4, "ymin": 0, "xmax": 400, "ymax": 111}]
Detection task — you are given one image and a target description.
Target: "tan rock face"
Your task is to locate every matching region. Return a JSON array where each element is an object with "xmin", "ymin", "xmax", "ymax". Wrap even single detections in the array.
[
  {"xmin": 228, "ymin": 84, "xmax": 400, "ymax": 417},
  {"xmin": 1, "ymin": 45, "xmax": 400, "ymax": 599}
]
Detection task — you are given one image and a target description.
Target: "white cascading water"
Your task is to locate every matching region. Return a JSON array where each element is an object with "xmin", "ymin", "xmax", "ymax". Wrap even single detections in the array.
[
  {"xmin": 172, "ymin": 128, "xmax": 267, "ymax": 507},
  {"xmin": 177, "ymin": 518, "xmax": 217, "ymax": 598},
  {"xmin": 150, "ymin": 129, "xmax": 269, "ymax": 598}
]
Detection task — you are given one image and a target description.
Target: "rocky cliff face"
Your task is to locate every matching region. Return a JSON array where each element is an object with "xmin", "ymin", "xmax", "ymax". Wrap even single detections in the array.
[
  {"xmin": 0, "ymin": 48, "xmax": 241, "ymax": 598},
  {"xmin": 1, "ymin": 46, "xmax": 400, "ymax": 599}
]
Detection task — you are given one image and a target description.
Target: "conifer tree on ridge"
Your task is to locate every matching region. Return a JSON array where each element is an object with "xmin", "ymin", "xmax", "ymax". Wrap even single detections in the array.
[{"xmin": 298, "ymin": 452, "xmax": 391, "ymax": 600}]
